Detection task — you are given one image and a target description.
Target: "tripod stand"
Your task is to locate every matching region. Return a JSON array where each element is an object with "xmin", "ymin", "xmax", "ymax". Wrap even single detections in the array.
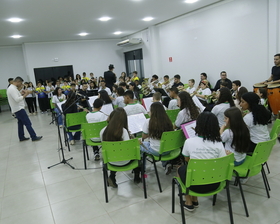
[{"xmin": 48, "ymin": 111, "xmax": 75, "ymax": 169}]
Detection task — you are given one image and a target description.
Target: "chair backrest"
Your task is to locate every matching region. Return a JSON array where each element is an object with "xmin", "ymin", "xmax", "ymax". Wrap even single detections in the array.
[
  {"xmin": 249, "ymin": 134, "xmax": 277, "ymax": 168},
  {"xmin": 270, "ymin": 119, "xmax": 280, "ymax": 139},
  {"xmin": 102, "ymin": 139, "xmax": 141, "ymax": 164},
  {"xmin": 159, "ymin": 129, "xmax": 185, "ymax": 154},
  {"xmin": 66, "ymin": 111, "xmax": 87, "ymax": 127},
  {"xmin": 186, "ymin": 153, "xmax": 234, "ymax": 188},
  {"xmin": 166, "ymin": 109, "xmax": 180, "ymax": 123},
  {"xmin": 81, "ymin": 121, "xmax": 107, "ymax": 140},
  {"xmin": 50, "ymin": 98, "xmax": 55, "ymax": 109}
]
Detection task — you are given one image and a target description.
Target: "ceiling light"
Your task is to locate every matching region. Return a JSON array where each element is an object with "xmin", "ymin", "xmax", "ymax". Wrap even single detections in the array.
[
  {"xmin": 7, "ymin": 17, "xmax": 23, "ymax": 23},
  {"xmin": 11, "ymin": 35, "xmax": 22, "ymax": 39},
  {"xmin": 99, "ymin": 17, "xmax": 111, "ymax": 22},
  {"xmin": 142, "ymin": 17, "xmax": 154, "ymax": 21},
  {"xmin": 78, "ymin": 32, "xmax": 88, "ymax": 36},
  {"xmin": 114, "ymin": 31, "xmax": 122, "ymax": 35},
  {"xmin": 185, "ymin": 0, "xmax": 198, "ymax": 3}
]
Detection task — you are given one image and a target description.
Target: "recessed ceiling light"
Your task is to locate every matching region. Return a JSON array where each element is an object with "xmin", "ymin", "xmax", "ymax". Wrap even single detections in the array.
[
  {"xmin": 99, "ymin": 17, "xmax": 111, "ymax": 22},
  {"xmin": 78, "ymin": 32, "xmax": 88, "ymax": 36},
  {"xmin": 11, "ymin": 35, "xmax": 22, "ymax": 39},
  {"xmin": 185, "ymin": 0, "xmax": 198, "ymax": 3},
  {"xmin": 7, "ymin": 17, "xmax": 23, "ymax": 23},
  {"xmin": 142, "ymin": 17, "xmax": 154, "ymax": 22},
  {"xmin": 113, "ymin": 31, "xmax": 122, "ymax": 35}
]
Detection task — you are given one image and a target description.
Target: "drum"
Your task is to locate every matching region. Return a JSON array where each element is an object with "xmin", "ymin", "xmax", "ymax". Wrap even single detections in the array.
[
  {"xmin": 267, "ymin": 84, "xmax": 280, "ymax": 115},
  {"xmin": 253, "ymin": 83, "xmax": 267, "ymax": 94}
]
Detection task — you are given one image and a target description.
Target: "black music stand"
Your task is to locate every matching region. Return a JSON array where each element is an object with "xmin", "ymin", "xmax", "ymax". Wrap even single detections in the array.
[
  {"xmin": 154, "ymin": 88, "xmax": 169, "ymax": 97},
  {"xmin": 48, "ymin": 110, "xmax": 75, "ymax": 169}
]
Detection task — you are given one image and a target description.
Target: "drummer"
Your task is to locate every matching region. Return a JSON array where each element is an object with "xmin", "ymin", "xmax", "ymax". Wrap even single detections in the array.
[{"xmin": 262, "ymin": 53, "xmax": 280, "ymax": 85}]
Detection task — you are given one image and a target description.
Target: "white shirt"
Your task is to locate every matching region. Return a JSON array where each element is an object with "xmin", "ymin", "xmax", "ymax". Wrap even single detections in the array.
[
  {"xmin": 175, "ymin": 108, "xmax": 191, "ymax": 128},
  {"xmin": 186, "ymin": 87, "xmax": 196, "ymax": 94},
  {"xmin": 221, "ymin": 129, "xmax": 246, "ymax": 162},
  {"xmin": 46, "ymin": 85, "xmax": 55, "ymax": 98},
  {"xmin": 182, "ymin": 136, "xmax": 226, "ymax": 159},
  {"xmin": 86, "ymin": 111, "xmax": 108, "ymax": 142},
  {"xmin": 197, "ymin": 88, "xmax": 211, "ymax": 101},
  {"xmin": 26, "ymin": 87, "xmax": 33, "ymax": 98},
  {"xmin": 243, "ymin": 112, "xmax": 270, "ymax": 144},
  {"xmin": 124, "ymin": 103, "xmax": 147, "ymax": 116},
  {"xmin": 211, "ymin": 103, "xmax": 231, "ymax": 127},
  {"xmin": 52, "ymin": 94, "xmax": 66, "ymax": 104},
  {"xmin": 100, "ymin": 127, "xmax": 130, "ymax": 166},
  {"xmin": 7, "ymin": 84, "xmax": 25, "ymax": 113},
  {"xmin": 98, "ymin": 87, "xmax": 112, "ymax": 96},
  {"xmin": 142, "ymin": 118, "xmax": 161, "ymax": 152},
  {"xmin": 168, "ymin": 99, "xmax": 179, "ymax": 110},
  {"xmin": 113, "ymin": 96, "xmax": 126, "ymax": 108}
]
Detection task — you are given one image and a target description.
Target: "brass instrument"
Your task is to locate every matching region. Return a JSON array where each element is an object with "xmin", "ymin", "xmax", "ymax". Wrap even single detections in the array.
[{"xmin": 141, "ymin": 78, "xmax": 151, "ymax": 96}]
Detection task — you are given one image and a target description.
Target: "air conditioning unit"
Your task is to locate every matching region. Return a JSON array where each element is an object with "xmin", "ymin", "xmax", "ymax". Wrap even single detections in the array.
[{"xmin": 117, "ymin": 38, "xmax": 142, "ymax": 47}]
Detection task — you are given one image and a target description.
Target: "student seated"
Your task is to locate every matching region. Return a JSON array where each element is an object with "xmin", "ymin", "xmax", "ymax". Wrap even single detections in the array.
[
  {"xmin": 98, "ymin": 90, "xmax": 112, "ymax": 105},
  {"xmin": 140, "ymin": 102, "xmax": 174, "ymax": 175},
  {"xmin": 123, "ymin": 90, "xmax": 147, "ymax": 116},
  {"xmin": 152, "ymin": 92, "xmax": 167, "ymax": 110},
  {"xmin": 186, "ymin": 79, "xmax": 196, "ymax": 94},
  {"xmin": 98, "ymin": 80, "xmax": 112, "ymax": 95},
  {"xmin": 240, "ymin": 92, "xmax": 270, "ymax": 153},
  {"xmin": 220, "ymin": 107, "xmax": 250, "ymax": 166},
  {"xmin": 113, "ymin": 87, "xmax": 126, "ymax": 108},
  {"xmin": 129, "ymin": 82, "xmax": 140, "ymax": 101},
  {"xmin": 196, "ymin": 80, "xmax": 211, "ymax": 105},
  {"xmin": 86, "ymin": 98, "xmax": 108, "ymax": 161},
  {"xmin": 100, "ymin": 107, "xmax": 140, "ymax": 187},
  {"xmin": 211, "ymin": 87, "xmax": 235, "ymax": 127},
  {"xmin": 232, "ymin": 80, "xmax": 241, "ymax": 98},
  {"xmin": 168, "ymin": 87, "xmax": 180, "ymax": 110},
  {"xmin": 175, "ymin": 91, "xmax": 200, "ymax": 129},
  {"xmin": 119, "ymin": 82, "xmax": 128, "ymax": 91},
  {"xmin": 256, "ymin": 87, "xmax": 268, "ymax": 106},
  {"xmin": 178, "ymin": 112, "xmax": 227, "ymax": 211},
  {"xmin": 52, "ymin": 87, "xmax": 66, "ymax": 127}
]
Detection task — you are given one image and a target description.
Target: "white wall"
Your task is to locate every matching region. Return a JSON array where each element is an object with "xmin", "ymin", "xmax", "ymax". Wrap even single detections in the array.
[
  {"xmin": 22, "ymin": 39, "xmax": 125, "ymax": 84},
  {"xmin": 127, "ymin": 0, "xmax": 280, "ymax": 90},
  {"xmin": 0, "ymin": 46, "xmax": 27, "ymax": 89}
]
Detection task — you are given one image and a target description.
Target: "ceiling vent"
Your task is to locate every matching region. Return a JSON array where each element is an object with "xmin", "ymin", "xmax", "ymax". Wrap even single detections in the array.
[{"xmin": 117, "ymin": 38, "xmax": 142, "ymax": 47}]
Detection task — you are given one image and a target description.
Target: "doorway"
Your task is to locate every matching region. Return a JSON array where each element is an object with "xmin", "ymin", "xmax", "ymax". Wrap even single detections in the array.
[{"xmin": 124, "ymin": 49, "xmax": 144, "ymax": 81}]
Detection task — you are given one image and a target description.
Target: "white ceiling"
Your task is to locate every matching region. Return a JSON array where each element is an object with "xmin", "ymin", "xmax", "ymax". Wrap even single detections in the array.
[{"xmin": 0, "ymin": 0, "xmax": 224, "ymax": 47}]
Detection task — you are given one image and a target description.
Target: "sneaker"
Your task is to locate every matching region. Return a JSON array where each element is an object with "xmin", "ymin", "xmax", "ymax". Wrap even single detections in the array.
[
  {"xmin": 165, "ymin": 163, "xmax": 172, "ymax": 175},
  {"xmin": 33, "ymin": 113, "xmax": 36, "ymax": 115},
  {"xmin": 107, "ymin": 176, "xmax": 118, "ymax": 188},
  {"xmin": 32, "ymin": 136, "xmax": 43, "ymax": 141},
  {"xmin": 192, "ymin": 201, "xmax": 199, "ymax": 208},
  {"xmin": 59, "ymin": 125, "xmax": 63, "ymax": 128},
  {"xmin": 183, "ymin": 203, "xmax": 195, "ymax": 212},
  {"xmin": 70, "ymin": 140, "xmax": 75, "ymax": 145},
  {"xmin": 94, "ymin": 153, "xmax": 100, "ymax": 161},
  {"xmin": 28, "ymin": 113, "xmax": 32, "ymax": 116}
]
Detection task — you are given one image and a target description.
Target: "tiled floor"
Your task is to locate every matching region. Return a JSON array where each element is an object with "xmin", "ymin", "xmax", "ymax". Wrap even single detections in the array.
[{"xmin": 0, "ymin": 110, "xmax": 279, "ymax": 224}]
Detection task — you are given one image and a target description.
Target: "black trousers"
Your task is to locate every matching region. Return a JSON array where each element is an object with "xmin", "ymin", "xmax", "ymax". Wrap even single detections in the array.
[
  {"xmin": 25, "ymin": 98, "xmax": 35, "ymax": 113},
  {"xmin": 38, "ymin": 98, "xmax": 49, "ymax": 112},
  {"xmin": 32, "ymin": 97, "xmax": 37, "ymax": 112}
]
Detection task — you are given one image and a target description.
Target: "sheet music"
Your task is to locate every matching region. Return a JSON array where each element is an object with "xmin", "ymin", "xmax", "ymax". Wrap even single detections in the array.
[
  {"xmin": 87, "ymin": 96, "xmax": 98, "ymax": 108},
  {"xmin": 181, "ymin": 120, "xmax": 197, "ymax": 139},
  {"xmin": 100, "ymin": 103, "xmax": 114, "ymax": 116},
  {"xmin": 128, "ymin": 113, "xmax": 147, "ymax": 134},
  {"xmin": 142, "ymin": 97, "xmax": 153, "ymax": 112},
  {"xmin": 192, "ymin": 95, "xmax": 206, "ymax": 112},
  {"xmin": 56, "ymin": 100, "xmax": 66, "ymax": 113}
]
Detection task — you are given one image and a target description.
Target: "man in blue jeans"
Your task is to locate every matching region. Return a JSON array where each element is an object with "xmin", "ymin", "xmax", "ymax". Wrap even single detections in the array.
[{"xmin": 7, "ymin": 76, "xmax": 42, "ymax": 142}]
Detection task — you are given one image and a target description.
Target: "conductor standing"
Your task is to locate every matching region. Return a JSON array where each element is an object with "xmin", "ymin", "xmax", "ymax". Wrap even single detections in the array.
[{"xmin": 104, "ymin": 64, "xmax": 116, "ymax": 91}]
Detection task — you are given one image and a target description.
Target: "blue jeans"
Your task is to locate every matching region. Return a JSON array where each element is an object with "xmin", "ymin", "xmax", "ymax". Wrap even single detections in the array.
[
  {"xmin": 140, "ymin": 142, "xmax": 170, "ymax": 169},
  {"xmin": 234, "ymin": 158, "xmax": 245, "ymax": 166},
  {"xmin": 15, "ymin": 109, "xmax": 37, "ymax": 140},
  {"xmin": 54, "ymin": 107, "xmax": 62, "ymax": 126},
  {"xmin": 67, "ymin": 131, "xmax": 81, "ymax": 141}
]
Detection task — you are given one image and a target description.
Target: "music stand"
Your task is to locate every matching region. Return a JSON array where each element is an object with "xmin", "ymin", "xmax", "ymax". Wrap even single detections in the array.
[
  {"xmin": 48, "ymin": 111, "xmax": 75, "ymax": 169},
  {"xmin": 154, "ymin": 88, "xmax": 169, "ymax": 97}
]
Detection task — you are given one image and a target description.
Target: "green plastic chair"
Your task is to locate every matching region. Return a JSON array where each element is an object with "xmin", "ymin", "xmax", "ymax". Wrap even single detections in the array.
[
  {"xmin": 144, "ymin": 129, "xmax": 185, "ymax": 192},
  {"xmin": 81, "ymin": 121, "xmax": 107, "ymax": 169},
  {"xmin": 172, "ymin": 154, "xmax": 235, "ymax": 224},
  {"xmin": 101, "ymin": 139, "xmax": 147, "ymax": 203},
  {"xmin": 166, "ymin": 109, "xmax": 180, "ymax": 123},
  {"xmin": 270, "ymin": 119, "xmax": 280, "ymax": 139},
  {"xmin": 233, "ymin": 134, "xmax": 277, "ymax": 200},
  {"xmin": 64, "ymin": 111, "xmax": 87, "ymax": 151}
]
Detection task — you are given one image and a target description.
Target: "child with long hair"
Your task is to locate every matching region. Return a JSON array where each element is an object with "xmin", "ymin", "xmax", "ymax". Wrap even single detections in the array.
[
  {"xmin": 129, "ymin": 82, "xmax": 140, "ymax": 101},
  {"xmin": 140, "ymin": 102, "xmax": 174, "ymax": 174},
  {"xmin": 175, "ymin": 91, "xmax": 200, "ymax": 128},
  {"xmin": 98, "ymin": 90, "xmax": 112, "ymax": 104},
  {"xmin": 220, "ymin": 107, "xmax": 250, "ymax": 166},
  {"xmin": 178, "ymin": 112, "xmax": 226, "ymax": 211},
  {"xmin": 113, "ymin": 87, "xmax": 126, "ymax": 108},
  {"xmin": 211, "ymin": 87, "xmax": 235, "ymax": 127},
  {"xmin": 52, "ymin": 87, "xmax": 66, "ymax": 127},
  {"xmin": 240, "ymin": 92, "xmax": 270, "ymax": 153},
  {"xmin": 256, "ymin": 87, "xmax": 268, "ymax": 106},
  {"xmin": 100, "ymin": 107, "xmax": 139, "ymax": 187}
]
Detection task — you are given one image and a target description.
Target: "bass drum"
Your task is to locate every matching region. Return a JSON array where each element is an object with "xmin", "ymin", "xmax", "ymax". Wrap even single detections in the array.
[
  {"xmin": 267, "ymin": 84, "xmax": 280, "ymax": 115},
  {"xmin": 253, "ymin": 83, "xmax": 267, "ymax": 94}
]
